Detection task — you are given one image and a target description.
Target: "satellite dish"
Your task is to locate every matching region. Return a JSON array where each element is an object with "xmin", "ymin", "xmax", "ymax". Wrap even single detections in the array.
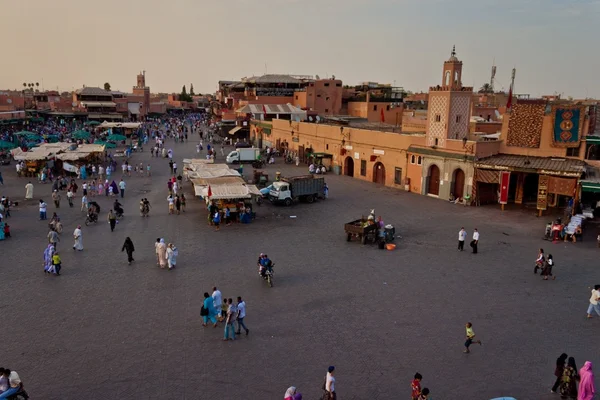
[
  {"xmin": 72, "ymin": 102, "xmax": 77, "ymax": 107},
  {"xmin": 6, "ymin": 99, "xmax": 12, "ymax": 104},
  {"xmin": 316, "ymin": 116, "xmax": 321, "ymax": 123},
  {"xmin": 309, "ymin": 116, "xmax": 313, "ymax": 122}
]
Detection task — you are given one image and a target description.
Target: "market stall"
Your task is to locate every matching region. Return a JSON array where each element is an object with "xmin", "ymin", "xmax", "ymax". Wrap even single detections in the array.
[{"xmin": 200, "ymin": 182, "xmax": 262, "ymax": 223}]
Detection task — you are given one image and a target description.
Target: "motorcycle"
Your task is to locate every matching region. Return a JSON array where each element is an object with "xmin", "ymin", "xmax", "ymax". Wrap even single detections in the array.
[
  {"xmin": 84, "ymin": 212, "xmax": 98, "ymax": 226},
  {"xmin": 113, "ymin": 201, "xmax": 124, "ymax": 218},
  {"xmin": 259, "ymin": 263, "xmax": 275, "ymax": 287},
  {"xmin": 6, "ymin": 385, "xmax": 29, "ymax": 399}
]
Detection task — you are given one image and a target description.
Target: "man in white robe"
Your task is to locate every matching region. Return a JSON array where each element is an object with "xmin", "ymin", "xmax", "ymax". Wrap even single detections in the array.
[{"xmin": 73, "ymin": 226, "xmax": 83, "ymax": 251}]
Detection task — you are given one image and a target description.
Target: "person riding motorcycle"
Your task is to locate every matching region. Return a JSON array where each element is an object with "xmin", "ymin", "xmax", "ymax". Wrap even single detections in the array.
[
  {"xmin": 113, "ymin": 199, "xmax": 124, "ymax": 217},
  {"xmin": 258, "ymin": 254, "xmax": 273, "ymax": 277},
  {"xmin": 87, "ymin": 204, "xmax": 98, "ymax": 223}
]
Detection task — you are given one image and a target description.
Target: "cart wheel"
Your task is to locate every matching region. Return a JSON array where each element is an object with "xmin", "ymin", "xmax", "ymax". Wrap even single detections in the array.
[
  {"xmin": 306, "ymin": 195, "xmax": 314, "ymax": 204},
  {"xmin": 361, "ymin": 235, "xmax": 367, "ymax": 244},
  {"xmin": 284, "ymin": 198, "xmax": 292, "ymax": 206},
  {"xmin": 346, "ymin": 233, "xmax": 352, "ymax": 242}
]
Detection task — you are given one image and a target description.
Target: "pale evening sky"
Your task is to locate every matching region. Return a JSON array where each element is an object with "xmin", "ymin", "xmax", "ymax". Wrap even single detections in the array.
[{"xmin": 1, "ymin": 0, "xmax": 599, "ymax": 98}]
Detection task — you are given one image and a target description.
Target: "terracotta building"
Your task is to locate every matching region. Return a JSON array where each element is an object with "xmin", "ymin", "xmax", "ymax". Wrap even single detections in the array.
[
  {"xmin": 219, "ymin": 74, "xmax": 343, "ymax": 116},
  {"xmin": 132, "ymin": 71, "xmax": 150, "ymax": 119}
]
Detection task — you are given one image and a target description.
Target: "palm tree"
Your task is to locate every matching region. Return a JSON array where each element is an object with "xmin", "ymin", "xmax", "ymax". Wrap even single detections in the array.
[
  {"xmin": 22, "ymin": 83, "xmax": 26, "ymax": 88},
  {"xmin": 36, "ymin": 82, "xmax": 39, "ymax": 89},
  {"xmin": 478, "ymin": 83, "xmax": 493, "ymax": 93}
]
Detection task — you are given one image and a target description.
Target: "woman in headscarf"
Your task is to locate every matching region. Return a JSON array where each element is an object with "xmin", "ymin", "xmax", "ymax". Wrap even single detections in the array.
[
  {"xmin": 578, "ymin": 361, "xmax": 595, "ymax": 400},
  {"xmin": 166, "ymin": 243, "xmax": 178, "ymax": 270},
  {"xmin": 110, "ymin": 181, "xmax": 119, "ymax": 197},
  {"xmin": 552, "ymin": 353, "xmax": 568, "ymax": 393},
  {"xmin": 121, "ymin": 237, "xmax": 135, "ymax": 265},
  {"xmin": 202, "ymin": 292, "xmax": 218, "ymax": 327},
  {"xmin": 73, "ymin": 225, "xmax": 83, "ymax": 251},
  {"xmin": 284, "ymin": 387, "xmax": 297, "ymax": 400},
  {"xmin": 43, "ymin": 244, "xmax": 55, "ymax": 274},
  {"xmin": 156, "ymin": 238, "xmax": 167, "ymax": 269},
  {"xmin": 560, "ymin": 356, "xmax": 579, "ymax": 398}
]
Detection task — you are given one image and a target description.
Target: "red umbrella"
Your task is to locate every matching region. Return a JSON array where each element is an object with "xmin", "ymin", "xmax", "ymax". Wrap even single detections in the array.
[{"xmin": 207, "ymin": 185, "xmax": 212, "ymax": 198}]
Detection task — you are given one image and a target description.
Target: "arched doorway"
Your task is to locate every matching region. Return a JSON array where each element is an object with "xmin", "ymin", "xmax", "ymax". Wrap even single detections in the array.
[
  {"xmin": 427, "ymin": 164, "xmax": 440, "ymax": 195},
  {"xmin": 373, "ymin": 162, "xmax": 386, "ymax": 185},
  {"xmin": 344, "ymin": 156, "xmax": 354, "ymax": 177},
  {"xmin": 452, "ymin": 168, "xmax": 465, "ymax": 199}
]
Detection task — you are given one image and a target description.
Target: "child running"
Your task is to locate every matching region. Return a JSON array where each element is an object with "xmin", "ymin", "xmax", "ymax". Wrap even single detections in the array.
[{"xmin": 464, "ymin": 322, "xmax": 482, "ymax": 353}]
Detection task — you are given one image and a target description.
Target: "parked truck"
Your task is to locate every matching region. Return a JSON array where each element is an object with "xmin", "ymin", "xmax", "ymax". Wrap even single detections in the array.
[
  {"xmin": 269, "ymin": 175, "xmax": 325, "ymax": 206},
  {"xmin": 226, "ymin": 148, "xmax": 260, "ymax": 164}
]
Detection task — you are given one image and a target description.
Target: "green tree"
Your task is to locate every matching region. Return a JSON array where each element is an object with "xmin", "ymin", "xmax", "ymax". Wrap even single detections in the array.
[
  {"xmin": 478, "ymin": 83, "xmax": 493, "ymax": 93},
  {"xmin": 189, "ymin": 83, "xmax": 195, "ymax": 96},
  {"xmin": 180, "ymin": 85, "xmax": 192, "ymax": 102},
  {"xmin": 104, "ymin": 82, "xmax": 111, "ymax": 91}
]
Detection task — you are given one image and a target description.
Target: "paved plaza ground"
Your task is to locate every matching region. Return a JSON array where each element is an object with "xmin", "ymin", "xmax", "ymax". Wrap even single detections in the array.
[{"xmin": 1, "ymin": 135, "xmax": 599, "ymax": 399}]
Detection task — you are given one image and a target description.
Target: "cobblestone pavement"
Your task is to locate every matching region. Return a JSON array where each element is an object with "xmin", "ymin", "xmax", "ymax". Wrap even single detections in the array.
[{"xmin": 1, "ymin": 134, "xmax": 599, "ymax": 400}]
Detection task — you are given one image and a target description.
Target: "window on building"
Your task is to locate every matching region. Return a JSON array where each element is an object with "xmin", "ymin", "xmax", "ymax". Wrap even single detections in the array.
[
  {"xmin": 435, "ymin": 114, "xmax": 441, "ymax": 122},
  {"xmin": 336, "ymin": 83, "xmax": 342, "ymax": 87},
  {"xmin": 309, "ymin": 93, "xmax": 313, "ymax": 96},
  {"xmin": 410, "ymin": 155, "xmax": 416, "ymax": 164},
  {"xmin": 417, "ymin": 156, "xmax": 422, "ymax": 165},
  {"xmin": 326, "ymin": 96, "xmax": 330, "ymax": 101},
  {"xmin": 295, "ymin": 95, "xmax": 298, "ymax": 100},
  {"xmin": 325, "ymin": 109, "xmax": 329, "ymax": 113},
  {"xmin": 317, "ymin": 94, "xmax": 321, "ymax": 98},
  {"xmin": 326, "ymin": 144, "xmax": 329, "ymax": 150},
  {"xmin": 434, "ymin": 138, "xmax": 439, "ymax": 146},
  {"xmin": 394, "ymin": 167, "xmax": 402, "ymax": 184},
  {"xmin": 386, "ymin": 105, "xmax": 390, "ymax": 111},
  {"xmin": 310, "ymin": 83, "xmax": 314, "ymax": 87},
  {"xmin": 324, "ymin": 83, "xmax": 330, "ymax": 87},
  {"xmin": 456, "ymin": 115, "xmax": 462, "ymax": 123},
  {"xmin": 567, "ymin": 147, "xmax": 580, "ymax": 157},
  {"xmin": 373, "ymin": 105, "xmax": 378, "ymax": 111},
  {"xmin": 360, "ymin": 160, "xmax": 367, "ymax": 176}
]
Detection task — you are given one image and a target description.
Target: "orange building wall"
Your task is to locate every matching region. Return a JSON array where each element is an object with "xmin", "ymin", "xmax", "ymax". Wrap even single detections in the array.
[
  {"xmin": 293, "ymin": 92, "xmax": 307, "ymax": 109},
  {"xmin": 263, "ymin": 119, "xmax": 426, "ymax": 188},
  {"xmin": 347, "ymin": 102, "xmax": 368, "ymax": 118},
  {"xmin": 405, "ymin": 157, "xmax": 423, "ymax": 193},
  {"xmin": 305, "ymin": 79, "xmax": 342, "ymax": 115}
]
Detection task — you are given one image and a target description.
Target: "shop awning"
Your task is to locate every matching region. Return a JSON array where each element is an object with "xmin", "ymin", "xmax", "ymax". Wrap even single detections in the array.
[
  {"xmin": 581, "ymin": 182, "xmax": 600, "ymax": 193},
  {"xmin": 229, "ymin": 126, "xmax": 242, "ymax": 135},
  {"xmin": 128, "ymin": 103, "xmax": 140, "ymax": 115},
  {"xmin": 585, "ymin": 136, "xmax": 600, "ymax": 144}
]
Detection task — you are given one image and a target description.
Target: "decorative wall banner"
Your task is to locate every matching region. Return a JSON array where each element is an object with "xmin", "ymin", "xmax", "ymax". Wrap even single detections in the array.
[
  {"xmin": 537, "ymin": 175, "xmax": 549, "ymax": 210},
  {"xmin": 506, "ymin": 102, "xmax": 545, "ymax": 148},
  {"xmin": 548, "ymin": 176, "xmax": 577, "ymax": 196},
  {"xmin": 499, "ymin": 171, "xmax": 510, "ymax": 204},
  {"xmin": 552, "ymin": 106, "xmax": 584, "ymax": 148}
]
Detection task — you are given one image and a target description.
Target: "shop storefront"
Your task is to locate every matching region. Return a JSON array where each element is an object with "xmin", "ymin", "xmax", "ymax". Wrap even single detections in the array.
[{"xmin": 474, "ymin": 154, "xmax": 584, "ymax": 215}]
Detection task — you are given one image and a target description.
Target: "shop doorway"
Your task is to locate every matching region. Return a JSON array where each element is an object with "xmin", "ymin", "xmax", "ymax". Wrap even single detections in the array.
[
  {"xmin": 344, "ymin": 157, "xmax": 354, "ymax": 177},
  {"xmin": 373, "ymin": 162, "xmax": 386, "ymax": 185},
  {"xmin": 427, "ymin": 164, "xmax": 440, "ymax": 195},
  {"xmin": 523, "ymin": 174, "xmax": 539, "ymax": 204},
  {"xmin": 452, "ymin": 168, "xmax": 465, "ymax": 199}
]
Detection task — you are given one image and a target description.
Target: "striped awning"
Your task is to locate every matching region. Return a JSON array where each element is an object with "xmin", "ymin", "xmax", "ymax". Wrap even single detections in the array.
[{"xmin": 476, "ymin": 169, "xmax": 499, "ymax": 184}]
